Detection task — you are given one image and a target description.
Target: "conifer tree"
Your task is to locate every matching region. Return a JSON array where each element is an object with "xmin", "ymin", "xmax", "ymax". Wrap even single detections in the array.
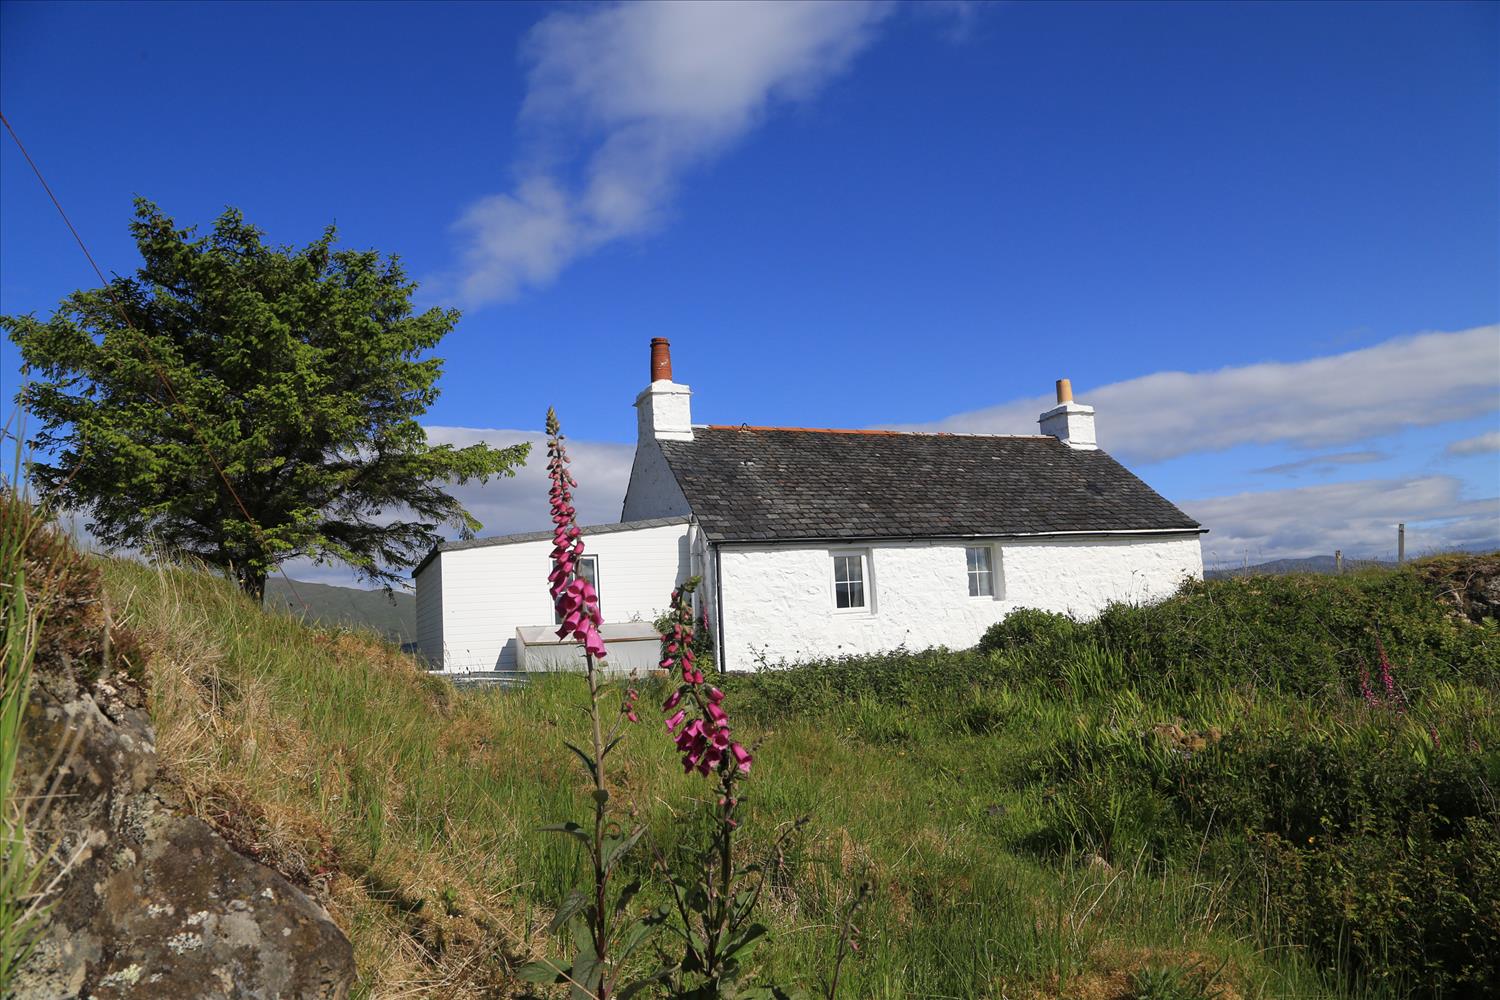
[{"xmin": 4, "ymin": 199, "xmax": 527, "ymax": 599}]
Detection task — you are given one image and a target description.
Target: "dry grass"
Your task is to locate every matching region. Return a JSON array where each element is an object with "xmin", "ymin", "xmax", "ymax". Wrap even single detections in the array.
[{"xmin": 84, "ymin": 548, "xmax": 1450, "ymax": 999}]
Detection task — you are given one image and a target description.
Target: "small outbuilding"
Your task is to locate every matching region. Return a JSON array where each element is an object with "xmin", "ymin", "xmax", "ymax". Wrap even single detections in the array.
[{"xmin": 414, "ymin": 340, "xmax": 1205, "ymax": 673}]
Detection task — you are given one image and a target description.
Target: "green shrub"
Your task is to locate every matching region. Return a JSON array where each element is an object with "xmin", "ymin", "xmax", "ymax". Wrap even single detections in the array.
[
  {"xmin": 1255, "ymin": 816, "xmax": 1500, "ymax": 996},
  {"xmin": 978, "ymin": 608, "xmax": 1077, "ymax": 656},
  {"xmin": 1088, "ymin": 571, "xmax": 1500, "ymax": 696}
]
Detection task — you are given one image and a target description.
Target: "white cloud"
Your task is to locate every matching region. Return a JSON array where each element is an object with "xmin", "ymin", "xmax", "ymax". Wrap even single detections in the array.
[
  {"xmin": 1446, "ymin": 430, "xmax": 1500, "ymax": 456},
  {"xmin": 1252, "ymin": 450, "xmax": 1388, "ymax": 477},
  {"xmin": 1188, "ymin": 475, "xmax": 1500, "ymax": 566},
  {"xmin": 421, "ymin": 425, "xmax": 635, "ymax": 536},
  {"xmin": 452, "ymin": 0, "xmax": 892, "ymax": 305},
  {"xmin": 281, "ymin": 425, "xmax": 635, "ymax": 589},
  {"xmin": 900, "ymin": 325, "xmax": 1500, "ymax": 464}
]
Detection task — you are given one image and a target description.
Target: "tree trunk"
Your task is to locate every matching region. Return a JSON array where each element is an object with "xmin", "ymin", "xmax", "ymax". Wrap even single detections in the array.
[{"xmin": 237, "ymin": 565, "xmax": 267, "ymax": 604}]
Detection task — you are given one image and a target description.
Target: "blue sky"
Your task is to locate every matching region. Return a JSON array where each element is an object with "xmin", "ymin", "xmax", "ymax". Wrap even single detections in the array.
[{"xmin": 2, "ymin": 0, "xmax": 1497, "ymax": 582}]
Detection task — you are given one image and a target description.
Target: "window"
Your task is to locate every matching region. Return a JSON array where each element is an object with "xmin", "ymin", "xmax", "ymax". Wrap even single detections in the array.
[
  {"xmin": 555, "ymin": 556, "xmax": 600, "ymax": 623},
  {"xmin": 966, "ymin": 545, "xmax": 995, "ymax": 598},
  {"xmin": 832, "ymin": 552, "xmax": 867, "ymax": 610}
]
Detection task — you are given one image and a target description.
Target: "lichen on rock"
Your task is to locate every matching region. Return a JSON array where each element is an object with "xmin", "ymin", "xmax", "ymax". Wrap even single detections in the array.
[{"xmin": 12, "ymin": 519, "xmax": 355, "ymax": 999}]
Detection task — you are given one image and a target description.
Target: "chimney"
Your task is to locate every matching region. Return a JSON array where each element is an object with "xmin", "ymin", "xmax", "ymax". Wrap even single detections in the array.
[
  {"xmin": 650, "ymin": 337, "xmax": 673, "ymax": 382},
  {"xmin": 1038, "ymin": 377, "xmax": 1096, "ymax": 449},
  {"xmin": 635, "ymin": 338, "xmax": 693, "ymax": 442}
]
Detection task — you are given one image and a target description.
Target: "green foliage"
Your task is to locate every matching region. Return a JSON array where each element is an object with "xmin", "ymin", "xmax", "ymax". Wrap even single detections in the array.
[
  {"xmin": 80, "ymin": 537, "xmax": 1499, "ymax": 998},
  {"xmin": 1127, "ymin": 961, "xmax": 1224, "ymax": 1000},
  {"xmin": 723, "ymin": 564, "xmax": 1500, "ymax": 997},
  {"xmin": 1, "ymin": 486, "xmax": 46, "ymax": 994},
  {"xmin": 3, "ymin": 199, "xmax": 528, "ymax": 598},
  {"xmin": 1083, "ymin": 572, "xmax": 1500, "ymax": 695},
  {"xmin": 978, "ymin": 607, "xmax": 1077, "ymax": 656}
]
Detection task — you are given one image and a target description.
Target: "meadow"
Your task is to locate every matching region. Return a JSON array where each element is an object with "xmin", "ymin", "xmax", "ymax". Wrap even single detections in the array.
[{"xmin": 85, "ymin": 552, "xmax": 1499, "ymax": 999}]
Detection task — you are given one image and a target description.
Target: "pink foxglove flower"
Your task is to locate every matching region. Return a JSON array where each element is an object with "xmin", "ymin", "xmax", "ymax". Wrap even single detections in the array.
[
  {"xmin": 658, "ymin": 581, "xmax": 753, "ymax": 778},
  {"xmin": 545, "ymin": 408, "xmax": 608, "ymax": 662}
]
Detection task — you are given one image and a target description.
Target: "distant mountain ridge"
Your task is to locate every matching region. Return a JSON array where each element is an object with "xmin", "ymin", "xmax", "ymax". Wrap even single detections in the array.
[{"xmin": 264, "ymin": 578, "xmax": 414, "ymax": 642}]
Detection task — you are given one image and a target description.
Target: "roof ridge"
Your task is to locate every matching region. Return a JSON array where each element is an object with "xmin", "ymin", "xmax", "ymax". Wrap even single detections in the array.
[{"xmin": 700, "ymin": 424, "xmax": 1055, "ymax": 439}]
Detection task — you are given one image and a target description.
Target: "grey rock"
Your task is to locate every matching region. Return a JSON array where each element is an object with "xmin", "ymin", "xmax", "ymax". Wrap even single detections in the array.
[{"xmin": 13, "ymin": 583, "xmax": 354, "ymax": 999}]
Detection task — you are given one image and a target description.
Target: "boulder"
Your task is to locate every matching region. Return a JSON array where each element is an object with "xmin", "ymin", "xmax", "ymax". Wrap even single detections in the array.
[{"xmin": 11, "ymin": 527, "xmax": 355, "ymax": 999}]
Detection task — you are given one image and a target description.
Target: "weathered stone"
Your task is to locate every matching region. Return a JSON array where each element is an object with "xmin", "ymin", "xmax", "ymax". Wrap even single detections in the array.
[{"xmin": 13, "ymin": 528, "xmax": 355, "ymax": 999}]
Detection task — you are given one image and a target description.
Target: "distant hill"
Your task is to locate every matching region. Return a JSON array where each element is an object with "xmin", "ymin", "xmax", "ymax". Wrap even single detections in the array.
[
  {"xmin": 264, "ymin": 578, "xmax": 414, "ymax": 642},
  {"xmin": 1205, "ymin": 555, "xmax": 1395, "ymax": 579},
  {"xmin": 1205, "ymin": 550, "xmax": 1500, "ymax": 579}
]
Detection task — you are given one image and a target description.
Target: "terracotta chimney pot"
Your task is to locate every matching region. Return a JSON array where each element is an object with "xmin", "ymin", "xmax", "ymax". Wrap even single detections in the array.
[
  {"xmin": 1056, "ymin": 378, "xmax": 1073, "ymax": 404},
  {"xmin": 651, "ymin": 338, "xmax": 673, "ymax": 383}
]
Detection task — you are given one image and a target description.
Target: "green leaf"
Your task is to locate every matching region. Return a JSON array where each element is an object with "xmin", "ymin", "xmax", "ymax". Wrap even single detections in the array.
[
  {"xmin": 569, "ymin": 953, "xmax": 603, "ymax": 1000},
  {"xmin": 613, "ymin": 907, "xmax": 666, "ymax": 962},
  {"xmin": 563, "ymin": 740, "xmax": 598, "ymax": 780},
  {"xmin": 548, "ymin": 889, "xmax": 590, "ymax": 935},
  {"xmin": 611, "ymin": 878, "xmax": 642, "ymax": 918},
  {"xmin": 541, "ymin": 821, "xmax": 591, "ymax": 846},
  {"xmin": 602, "ymin": 825, "xmax": 646, "ymax": 874},
  {"xmin": 723, "ymin": 922, "xmax": 769, "ymax": 962},
  {"xmin": 515, "ymin": 959, "xmax": 569, "ymax": 985}
]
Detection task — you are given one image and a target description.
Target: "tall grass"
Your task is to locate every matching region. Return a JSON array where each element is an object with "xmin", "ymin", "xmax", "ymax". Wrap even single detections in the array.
[
  {"xmin": 0, "ymin": 533, "xmax": 1462, "ymax": 998},
  {"xmin": 1, "ymin": 433, "xmax": 50, "ymax": 992}
]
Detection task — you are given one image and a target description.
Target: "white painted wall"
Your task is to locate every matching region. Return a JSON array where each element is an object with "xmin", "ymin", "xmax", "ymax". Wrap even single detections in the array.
[
  {"xmin": 1038, "ymin": 401, "xmax": 1097, "ymax": 449},
  {"xmin": 422, "ymin": 520, "xmax": 693, "ymax": 672},
  {"xmin": 622, "ymin": 380, "xmax": 694, "ymax": 520},
  {"xmin": 414, "ymin": 556, "xmax": 443, "ymax": 667},
  {"xmin": 621, "ymin": 437, "xmax": 691, "ymax": 521},
  {"xmin": 713, "ymin": 534, "xmax": 1204, "ymax": 670}
]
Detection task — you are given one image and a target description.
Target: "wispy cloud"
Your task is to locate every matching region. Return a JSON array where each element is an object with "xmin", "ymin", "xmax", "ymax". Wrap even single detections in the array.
[
  {"xmin": 1252, "ymin": 450, "xmax": 1388, "ymax": 477},
  {"xmin": 451, "ymin": 1, "xmax": 893, "ymax": 306},
  {"xmin": 421, "ymin": 426, "xmax": 635, "ymax": 534},
  {"xmin": 1446, "ymin": 430, "xmax": 1500, "ymax": 456},
  {"xmin": 899, "ymin": 325, "xmax": 1500, "ymax": 464},
  {"xmin": 1189, "ymin": 475, "xmax": 1499, "ymax": 565}
]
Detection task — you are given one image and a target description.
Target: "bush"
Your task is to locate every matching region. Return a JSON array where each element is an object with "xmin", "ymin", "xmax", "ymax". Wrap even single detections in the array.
[
  {"xmin": 977, "ymin": 608, "xmax": 1077, "ymax": 656},
  {"xmin": 1088, "ymin": 571, "xmax": 1500, "ymax": 696},
  {"xmin": 1255, "ymin": 817, "xmax": 1500, "ymax": 996}
]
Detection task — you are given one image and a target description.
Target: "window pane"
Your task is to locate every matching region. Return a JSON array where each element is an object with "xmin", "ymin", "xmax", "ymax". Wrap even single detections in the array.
[
  {"xmin": 833, "ymin": 553, "xmax": 867, "ymax": 608},
  {"xmin": 834, "ymin": 554, "xmax": 863, "ymax": 587},
  {"xmin": 555, "ymin": 556, "xmax": 600, "ymax": 623},
  {"xmin": 966, "ymin": 547, "xmax": 993, "ymax": 597}
]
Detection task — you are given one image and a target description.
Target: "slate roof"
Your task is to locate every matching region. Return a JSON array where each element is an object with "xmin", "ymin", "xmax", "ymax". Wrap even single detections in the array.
[
  {"xmin": 658, "ymin": 427, "xmax": 1201, "ymax": 543},
  {"xmin": 412, "ymin": 516, "xmax": 690, "ymax": 576}
]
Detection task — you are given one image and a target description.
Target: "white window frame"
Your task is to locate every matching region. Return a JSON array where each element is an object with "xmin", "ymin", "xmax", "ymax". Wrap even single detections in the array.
[
  {"xmin": 829, "ymin": 548, "xmax": 874, "ymax": 614},
  {"xmin": 964, "ymin": 543, "xmax": 1003, "ymax": 600},
  {"xmin": 555, "ymin": 555, "xmax": 601, "ymax": 623},
  {"xmin": 965, "ymin": 544, "xmax": 994, "ymax": 598}
]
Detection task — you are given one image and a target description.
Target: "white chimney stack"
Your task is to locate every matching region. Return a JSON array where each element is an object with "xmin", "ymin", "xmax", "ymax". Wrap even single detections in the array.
[
  {"xmin": 635, "ymin": 337, "xmax": 693, "ymax": 442},
  {"xmin": 1038, "ymin": 378, "xmax": 1096, "ymax": 449}
]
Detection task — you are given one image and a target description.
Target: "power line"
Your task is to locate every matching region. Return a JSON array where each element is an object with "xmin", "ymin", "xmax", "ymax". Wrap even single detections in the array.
[{"xmin": 1, "ymin": 109, "xmax": 307, "ymax": 610}]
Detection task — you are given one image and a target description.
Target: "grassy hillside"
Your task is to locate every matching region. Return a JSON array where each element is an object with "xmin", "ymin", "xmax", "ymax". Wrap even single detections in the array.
[
  {"xmin": 96, "ymin": 553, "xmax": 1499, "ymax": 999},
  {"xmin": 264, "ymin": 577, "xmax": 415, "ymax": 643}
]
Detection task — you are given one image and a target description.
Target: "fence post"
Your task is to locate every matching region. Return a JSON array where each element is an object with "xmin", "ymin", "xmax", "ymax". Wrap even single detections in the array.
[
  {"xmin": 1335, "ymin": 549, "xmax": 1342, "ymax": 575},
  {"xmin": 1398, "ymin": 523, "xmax": 1405, "ymax": 564}
]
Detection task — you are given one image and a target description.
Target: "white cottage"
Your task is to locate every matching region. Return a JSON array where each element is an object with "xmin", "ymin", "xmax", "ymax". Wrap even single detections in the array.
[{"xmin": 414, "ymin": 339, "xmax": 1205, "ymax": 673}]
